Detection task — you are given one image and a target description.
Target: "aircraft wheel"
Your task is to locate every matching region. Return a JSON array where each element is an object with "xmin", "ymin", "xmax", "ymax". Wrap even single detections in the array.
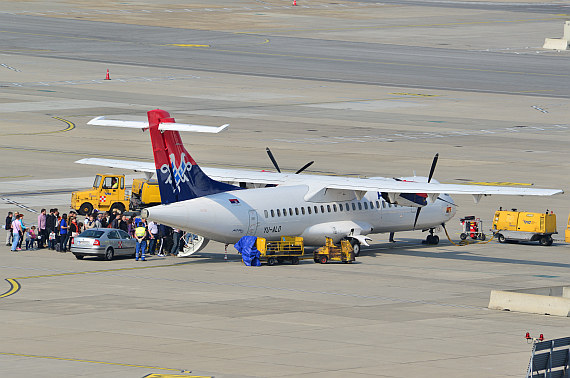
[
  {"xmin": 497, "ymin": 234, "xmax": 505, "ymax": 243},
  {"xmin": 350, "ymin": 240, "xmax": 361, "ymax": 257},
  {"xmin": 432, "ymin": 235, "xmax": 439, "ymax": 245},
  {"xmin": 460, "ymin": 233, "xmax": 467, "ymax": 240},
  {"xmin": 267, "ymin": 257, "xmax": 277, "ymax": 266}
]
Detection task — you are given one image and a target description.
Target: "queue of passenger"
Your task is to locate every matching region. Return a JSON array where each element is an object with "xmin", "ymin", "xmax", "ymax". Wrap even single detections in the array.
[{"xmin": 5, "ymin": 209, "xmax": 184, "ymax": 258}]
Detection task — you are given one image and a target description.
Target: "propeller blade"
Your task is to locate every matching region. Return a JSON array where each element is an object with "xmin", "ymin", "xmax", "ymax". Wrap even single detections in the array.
[
  {"xmin": 265, "ymin": 147, "xmax": 281, "ymax": 173},
  {"xmin": 427, "ymin": 153, "xmax": 439, "ymax": 183},
  {"xmin": 295, "ymin": 161, "xmax": 314, "ymax": 174},
  {"xmin": 414, "ymin": 207, "xmax": 421, "ymax": 229}
]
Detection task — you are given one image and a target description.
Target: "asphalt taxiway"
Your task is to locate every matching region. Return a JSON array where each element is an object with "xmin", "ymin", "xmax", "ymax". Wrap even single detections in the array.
[{"xmin": 0, "ymin": 0, "xmax": 569, "ymax": 377}]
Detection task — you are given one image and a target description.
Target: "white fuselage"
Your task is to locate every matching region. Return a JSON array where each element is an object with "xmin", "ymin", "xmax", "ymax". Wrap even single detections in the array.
[{"xmin": 145, "ymin": 184, "xmax": 456, "ymax": 245}]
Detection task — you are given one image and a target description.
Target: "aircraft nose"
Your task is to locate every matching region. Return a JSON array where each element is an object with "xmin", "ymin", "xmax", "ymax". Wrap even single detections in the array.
[{"xmin": 143, "ymin": 202, "xmax": 190, "ymax": 230}]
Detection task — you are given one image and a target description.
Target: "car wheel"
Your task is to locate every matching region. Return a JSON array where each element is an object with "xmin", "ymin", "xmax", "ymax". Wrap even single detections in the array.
[
  {"xmin": 267, "ymin": 257, "xmax": 276, "ymax": 266},
  {"xmin": 539, "ymin": 236, "xmax": 550, "ymax": 246},
  {"xmin": 460, "ymin": 233, "xmax": 467, "ymax": 240},
  {"xmin": 79, "ymin": 202, "xmax": 93, "ymax": 216},
  {"xmin": 74, "ymin": 254, "xmax": 84, "ymax": 260},
  {"xmin": 291, "ymin": 256, "xmax": 299, "ymax": 265},
  {"xmin": 320, "ymin": 256, "xmax": 328, "ymax": 264},
  {"xmin": 497, "ymin": 234, "xmax": 505, "ymax": 243},
  {"xmin": 480, "ymin": 233, "xmax": 486, "ymax": 241},
  {"xmin": 104, "ymin": 248, "xmax": 114, "ymax": 261}
]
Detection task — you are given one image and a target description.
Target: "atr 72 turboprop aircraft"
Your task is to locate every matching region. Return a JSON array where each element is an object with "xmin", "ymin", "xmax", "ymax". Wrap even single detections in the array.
[{"xmin": 77, "ymin": 109, "xmax": 563, "ymax": 255}]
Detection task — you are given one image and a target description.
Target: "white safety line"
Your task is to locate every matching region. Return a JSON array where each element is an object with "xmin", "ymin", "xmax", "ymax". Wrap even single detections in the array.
[
  {"xmin": 0, "ymin": 197, "xmax": 39, "ymax": 213},
  {"xmin": 3, "ymin": 3, "xmax": 386, "ymax": 16},
  {"xmin": 0, "ymin": 75, "xmax": 201, "ymax": 88},
  {"xmin": 273, "ymin": 124, "xmax": 569, "ymax": 144}
]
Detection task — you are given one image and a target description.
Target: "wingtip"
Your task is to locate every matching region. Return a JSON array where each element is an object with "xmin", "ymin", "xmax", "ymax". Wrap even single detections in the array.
[{"xmin": 87, "ymin": 116, "xmax": 105, "ymax": 125}]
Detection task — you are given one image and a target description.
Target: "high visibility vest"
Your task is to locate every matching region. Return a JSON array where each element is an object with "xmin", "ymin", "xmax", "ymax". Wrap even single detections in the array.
[{"xmin": 135, "ymin": 226, "xmax": 146, "ymax": 238}]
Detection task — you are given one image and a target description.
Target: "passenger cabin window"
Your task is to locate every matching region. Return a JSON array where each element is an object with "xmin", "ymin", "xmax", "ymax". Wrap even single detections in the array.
[
  {"xmin": 301, "ymin": 207, "xmax": 305, "ymax": 215},
  {"xmin": 289, "ymin": 208, "xmax": 293, "ymax": 216},
  {"xmin": 358, "ymin": 203, "xmax": 362, "ymax": 210},
  {"xmin": 283, "ymin": 209, "xmax": 287, "ymax": 216},
  {"xmin": 314, "ymin": 206, "xmax": 318, "ymax": 214},
  {"xmin": 264, "ymin": 210, "xmax": 268, "ymax": 218},
  {"xmin": 376, "ymin": 201, "xmax": 380, "ymax": 209},
  {"xmin": 327, "ymin": 205, "xmax": 331, "ymax": 213},
  {"xmin": 277, "ymin": 209, "xmax": 281, "ymax": 217},
  {"xmin": 352, "ymin": 203, "xmax": 356, "ymax": 211},
  {"xmin": 333, "ymin": 204, "xmax": 337, "ymax": 212},
  {"xmin": 382, "ymin": 202, "xmax": 386, "ymax": 208},
  {"xmin": 295, "ymin": 208, "xmax": 299, "ymax": 216},
  {"xmin": 271, "ymin": 209, "xmax": 275, "ymax": 217},
  {"xmin": 308, "ymin": 207, "xmax": 312, "ymax": 214},
  {"xmin": 321, "ymin": 205, "xmax": 325, "ymax": 213}
]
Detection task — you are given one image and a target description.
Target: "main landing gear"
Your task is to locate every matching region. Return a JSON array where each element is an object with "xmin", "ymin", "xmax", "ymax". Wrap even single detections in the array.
[{"xmin": 423, "ymin": 228, "xmax": 440, "ymax": 245}]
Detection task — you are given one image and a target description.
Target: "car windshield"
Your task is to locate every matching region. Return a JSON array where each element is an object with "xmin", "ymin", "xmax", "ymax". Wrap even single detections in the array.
[{"xmin": 79, "ymin": 230, "xmax": 105, "ymax": 238}]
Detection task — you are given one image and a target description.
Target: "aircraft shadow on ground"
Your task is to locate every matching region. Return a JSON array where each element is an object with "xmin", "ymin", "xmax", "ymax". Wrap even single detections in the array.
[{"xmin": 362, "ymin": 239, "xmax": 570, "ymax": 269}]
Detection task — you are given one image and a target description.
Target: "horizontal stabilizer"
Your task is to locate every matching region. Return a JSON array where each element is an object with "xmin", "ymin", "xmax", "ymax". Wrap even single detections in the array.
[
  {"xmin": 87, "ymin": 117, "xmax": 148, "ymax": 129},
  {"xmin": 159, "ymin": 123, "xmax": 229, "ymax": 133},
  {"xmin": 87, "ymin": 116, "xmax": 229, "ymax": 133}
]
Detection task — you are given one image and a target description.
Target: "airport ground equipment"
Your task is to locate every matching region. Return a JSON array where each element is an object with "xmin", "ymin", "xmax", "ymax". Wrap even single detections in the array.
[
  {"xmin": 459, "ymin": 216, "xmax": 486, "ymax": 241},
  {"xmin": 314, "ymin": 237, "xmax": 355, "ymax": 264},
  {"xmin": 526, "ymin": 336, "xmax": 570, "ymax": 378},
  {"xmin": 492, "ymin": 210, "xmax": 557, "ymax": 246},
  {"xmin": 71, "ymin": 174, "xmax": 161, "ymax": 215},
  {"xmin": 256, "ymin": 236, "xmax": 305, "ymax": 265},
  {"xmin": 565, "ymin": 213, "xmax": 570, "ymax": 243}
]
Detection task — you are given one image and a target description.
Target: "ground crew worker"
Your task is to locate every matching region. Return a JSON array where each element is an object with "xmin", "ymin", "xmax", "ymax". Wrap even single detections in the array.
[
  {"xmin": 111, "ymin": 178, "xmax": 118, "ymax": 189},
  {"xmin": 134, "ymin": 220, "xmax": 148, "ymax": 261}
]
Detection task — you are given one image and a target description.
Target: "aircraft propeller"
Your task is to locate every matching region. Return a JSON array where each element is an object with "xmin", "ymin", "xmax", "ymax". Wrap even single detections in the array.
[
  {"xmin": 266, "ymin": 147, "xmax": 314, "ymax": 174},
  {"xmin": 414, "ymin": 153, "xmax": 439, "ymax": 229}
]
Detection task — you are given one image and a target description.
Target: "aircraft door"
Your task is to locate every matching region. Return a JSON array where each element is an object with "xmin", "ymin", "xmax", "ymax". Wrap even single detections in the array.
[{"xmin": 247, "ymin": 210, "xmax": 258, "ymax": 236}]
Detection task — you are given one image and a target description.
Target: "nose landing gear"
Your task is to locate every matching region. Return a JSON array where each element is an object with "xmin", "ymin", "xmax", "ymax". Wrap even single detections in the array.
[{"xmin": 423, "ymin": 228, "xmax": 440, "ymax": 245}]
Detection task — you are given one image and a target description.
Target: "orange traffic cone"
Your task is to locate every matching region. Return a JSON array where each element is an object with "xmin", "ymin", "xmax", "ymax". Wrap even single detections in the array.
[{"xmin": 104, "ymin": 69, "xmax": 111, "ymax": 80}]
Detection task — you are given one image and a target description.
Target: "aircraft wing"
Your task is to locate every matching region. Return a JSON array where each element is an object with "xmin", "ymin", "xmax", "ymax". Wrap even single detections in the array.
[
  {"xmin": 324, "ymin": 178, "xmax": 563, "ymax": 196},
  {"xmin": 75, "ymin": 158, "xmax": 563, "ymax": 201},
  {"xmin": 75, "ymin": 158, "xmax": 289, "ymax": 186}
]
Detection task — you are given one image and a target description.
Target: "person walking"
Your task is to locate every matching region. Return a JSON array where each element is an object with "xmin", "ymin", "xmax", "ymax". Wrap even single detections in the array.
[
  {"xmin": 11, "ymin": 214, "xmax": 22, "ymax": 251},
  {"xmin": 59, "ymin": 214, "xmax": 69, "ymax": 252},
  {"xmin": 134, "ymin": 220, "xmax": 148, "ymax": 261},
  {"xmin": 5, "ymin": 211, "xmax": 13, "ymax": 246},
  {"xmin": 37, "ymin": 209, "xmax": 47, "ymax": 248}
]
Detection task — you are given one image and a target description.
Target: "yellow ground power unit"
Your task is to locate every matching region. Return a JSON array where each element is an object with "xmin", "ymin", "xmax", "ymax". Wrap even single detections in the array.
[{"xmin": 492, "ymin": 210, "xmax": 557, "ymax": 246}]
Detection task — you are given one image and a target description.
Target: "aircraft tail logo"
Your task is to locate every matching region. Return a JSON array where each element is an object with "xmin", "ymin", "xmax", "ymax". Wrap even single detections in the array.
[{"xmin": 147, "ymin": 109, "xmax": 239, "ymax": 204}]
